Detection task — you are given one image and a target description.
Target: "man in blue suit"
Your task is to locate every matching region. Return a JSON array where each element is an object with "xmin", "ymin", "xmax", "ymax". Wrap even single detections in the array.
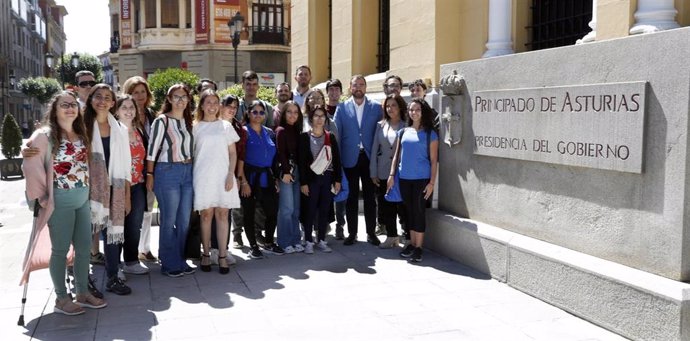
[{"xmin": 334, "ymin": 75, "xmax": 383, "ymax": 246}]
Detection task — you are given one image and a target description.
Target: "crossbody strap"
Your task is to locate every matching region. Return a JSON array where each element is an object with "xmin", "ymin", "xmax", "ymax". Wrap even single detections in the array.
[{"xmin": 154, "ymin": 115, "xmax": 169, "ymax": 163}]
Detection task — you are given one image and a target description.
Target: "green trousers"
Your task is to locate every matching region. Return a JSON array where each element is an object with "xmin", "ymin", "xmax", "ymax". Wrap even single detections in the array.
[{"xmin": 48, "ymin": 187, "xmax": 91, "ymax": 299}]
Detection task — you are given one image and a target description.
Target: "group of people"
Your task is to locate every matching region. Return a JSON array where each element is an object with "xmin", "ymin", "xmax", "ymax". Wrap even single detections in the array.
[{"xmin": 22, "ymin": 65, "xmax": 438, "ymax": 317}]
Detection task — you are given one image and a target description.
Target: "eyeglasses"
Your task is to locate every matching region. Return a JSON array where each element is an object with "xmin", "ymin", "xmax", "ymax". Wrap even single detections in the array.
[
  {"xmin": 78, "ymin": 81, "xmax": 97, "ymax": 88},
  {"xmin": 59, "ymin": 102, "xmax": 79, "ymax": 109},
  {"xmin": 172, "ymin": 95, "xmax": 188, "ymax": 102},
  {"xmin": 386, "ymin": 83, "xmax": 401, "ymax": 89},
  {"xmin": 251, "ymin": 110, "xmax": 266, "ymax": 116}
]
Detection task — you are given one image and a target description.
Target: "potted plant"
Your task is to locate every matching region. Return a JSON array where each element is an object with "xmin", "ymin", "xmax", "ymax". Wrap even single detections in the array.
[{"xmin": 0, "ymin": 114, "xmax": 25, "ymax": 180}]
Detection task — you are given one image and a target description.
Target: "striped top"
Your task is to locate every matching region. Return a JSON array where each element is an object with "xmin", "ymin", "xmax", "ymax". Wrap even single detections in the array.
[{"xmin": 146, "ymin": 114, "xmax": 194, "ymax": 163}]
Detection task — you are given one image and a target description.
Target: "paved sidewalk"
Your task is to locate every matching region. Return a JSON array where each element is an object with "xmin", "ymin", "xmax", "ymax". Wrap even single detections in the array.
[{"xmin": 0, "ymin": 178, "xmax": 627, "ymax": 340}]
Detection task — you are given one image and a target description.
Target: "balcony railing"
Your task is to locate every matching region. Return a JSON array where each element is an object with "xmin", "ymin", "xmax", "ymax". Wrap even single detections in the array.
[{"xmin": 247, "ymin": 26, "xmax": 290, "ymax": 46}]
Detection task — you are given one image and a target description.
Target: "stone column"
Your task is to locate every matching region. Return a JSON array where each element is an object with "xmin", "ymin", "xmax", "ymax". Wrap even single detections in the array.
[
  {"xmin": 179, "ymin": 0, "xmax": 185, "ymax": 29},
  {"xmin": 139, "ymin": 0, "xmax": 145, "ymax": 30},
  {"xmin": 482, "ymin": 0, "xmax": 514, "ymax": 58},
  {"xmin": 629, "ymin": 0, "xmax": 679, "ymax": 34},
  {"xmin": 156, "ymin": 0, "xmax": 161, "ymax": 29},
  {"xmin": 577, "ymin": 0, "xmax": 597, "ymax": 44}
]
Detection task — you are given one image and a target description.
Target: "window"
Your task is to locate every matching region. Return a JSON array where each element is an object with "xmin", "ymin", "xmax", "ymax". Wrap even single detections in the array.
[
  {"xmin": 161, "ymin": 1, "xmax": 179, "ymax": 28},
  {"xmin": 145, "ymin": 0, "xmax": 156, "ymax": 28},
  {"xmin": 251, "ymin": 0, "xmax": 284, "ymax": 44},
  {"xmin": 186, "ymin": 0, "xmax": 191, "ymax": 29},
  {"xmin": 527, "ymin": 0, "xmax": 592, "ymax": 50},
  {"xmin": 377, "ymin": 0, "xmax": 389, "ymax": 73}
]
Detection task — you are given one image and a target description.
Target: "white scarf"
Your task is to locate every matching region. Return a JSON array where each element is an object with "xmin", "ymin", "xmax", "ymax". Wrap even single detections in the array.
[{"xmin": 90, "ymin": 114, "xmax": 131, "ymax": 244}]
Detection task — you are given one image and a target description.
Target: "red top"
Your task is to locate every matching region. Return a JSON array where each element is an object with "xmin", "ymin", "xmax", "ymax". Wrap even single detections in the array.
[{"xmin": 130, "ymin": 130, "xmax": 146, "ymax": 184}]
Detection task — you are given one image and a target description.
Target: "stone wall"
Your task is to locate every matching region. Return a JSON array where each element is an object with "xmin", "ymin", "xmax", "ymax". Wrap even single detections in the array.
[{"xmin": 436, "ymin": 27, "xmax": 690, "ymax": 281}]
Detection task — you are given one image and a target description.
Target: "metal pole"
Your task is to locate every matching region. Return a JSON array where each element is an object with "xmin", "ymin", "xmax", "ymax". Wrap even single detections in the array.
[
  {"xmin": 60, "ymin": 55, "xmax": 65, "ymax": 90},
  {"xmin": 234, "ymin": 42, "xmax": 238, "ymax": 84}
]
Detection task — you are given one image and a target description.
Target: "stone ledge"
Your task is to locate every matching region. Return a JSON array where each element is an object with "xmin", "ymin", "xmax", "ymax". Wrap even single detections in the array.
[{"xmin": 426, "ymin": 209, "xmax": 690, "ymax": 341}]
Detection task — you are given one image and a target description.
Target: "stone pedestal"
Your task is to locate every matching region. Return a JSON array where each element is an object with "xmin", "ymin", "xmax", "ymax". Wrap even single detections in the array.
[
  {"xmin": 629, "ymin": 0, "xmax": 679, "ymax": 34},
  {"xmin": 434, "ymin": 27, "xmax": 690, "ymax": 340}
]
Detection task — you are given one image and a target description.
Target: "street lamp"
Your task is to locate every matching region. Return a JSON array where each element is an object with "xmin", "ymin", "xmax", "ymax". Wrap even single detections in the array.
[
  {"xmin": 227, "ymin": 12, "xmax": 244, "ymax": 84},
  {"xmin": 9, "ymin": 70, "xmax": 16, "ymax": 89},
  {"xmin": 47, "ymin": 52, "xmax": 80, "ymax": 89}
]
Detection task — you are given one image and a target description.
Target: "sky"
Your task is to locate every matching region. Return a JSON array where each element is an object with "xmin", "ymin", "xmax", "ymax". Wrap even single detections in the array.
[{"xmin": 55, "ymin": 0, "xmax": 111, "ymax": 56}]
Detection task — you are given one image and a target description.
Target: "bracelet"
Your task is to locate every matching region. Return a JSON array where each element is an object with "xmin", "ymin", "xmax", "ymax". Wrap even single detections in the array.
[
  {"xmin": 389, "ymin": 174, "xmax": 395, "ymax": 177},
  {"xmin": 146, "ymin": 173, "xmax": 154, "ymax": 177}
]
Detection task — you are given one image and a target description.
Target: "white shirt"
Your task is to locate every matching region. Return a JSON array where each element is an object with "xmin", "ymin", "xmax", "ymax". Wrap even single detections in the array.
[{"xmin": 355, "ymin": 100, "xmax": 365, "ymax": 149}]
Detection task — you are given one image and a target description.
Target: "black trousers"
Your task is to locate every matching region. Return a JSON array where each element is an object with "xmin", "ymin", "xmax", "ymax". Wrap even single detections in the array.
[
  {"xmin": 344, "ymin": 151, "xmax": 377, "ymax": 236},
  {"xmin": 240, "ymin": 186, "xmax": 278, "ymax": 246},
  {"xmin": 375, "ymin": 182, "xmax": 405, "ymax": 237}
]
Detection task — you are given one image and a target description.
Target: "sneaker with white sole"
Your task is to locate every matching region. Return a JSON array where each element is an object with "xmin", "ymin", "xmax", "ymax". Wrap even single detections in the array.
[
  {"xmin": 316, "ymin": 240, "xmax": 332, "ymax": 253},
  {"xmin": 284, "ymin": 245, "xmax": 296, "ymax": 254},
  {"xmin": 304, "ymin": 241, "xmax": 314, "ymax": 254},
  {"xmin": 122, "ymin": 262, "xmax": 150, "ymax": 275},
  {"xmin": 117, "ymin": 268, "xmax": 127, "ymax": 282},
  {"xmin": 294, "ymin": 244, "xmax": 305, "ymax": 253}
]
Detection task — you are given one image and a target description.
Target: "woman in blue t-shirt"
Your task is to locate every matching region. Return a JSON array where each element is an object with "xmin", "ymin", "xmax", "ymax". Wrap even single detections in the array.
[{"xmin": 387, "ymin": 99, "xmax": 438, "ymax": 262}]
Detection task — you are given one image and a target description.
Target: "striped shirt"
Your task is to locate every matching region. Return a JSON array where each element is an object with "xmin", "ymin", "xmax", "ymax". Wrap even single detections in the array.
[{"xmin": 146, "ymin": 115, "xmax": 194, "ymax": 163}]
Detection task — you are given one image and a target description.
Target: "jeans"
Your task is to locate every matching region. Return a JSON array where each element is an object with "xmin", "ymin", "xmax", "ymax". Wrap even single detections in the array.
[
  {"xmin": 240, "ymin": 185, "xmax": 278, "ymax": 246},
  {"xmin": 277, "ymin": 169, "xmax": 301, "ymax": 248},
  {"xmin": 48, "ymin": 187, "xmax": 91, "ymax": 298},
  {"xmin": 154, "ymin": 162, "xmax": 193, "ymax": 273},
  {"xmin": 104, "ymin": 182, "xmax": 146, "ymax": 278},
  {"xmin": 344, "ymin": 152, "xmax": 377, "ymax": 236},
  {"xmin": 304, "ymin": 171, "xmax": 334, "ymax": 242}
]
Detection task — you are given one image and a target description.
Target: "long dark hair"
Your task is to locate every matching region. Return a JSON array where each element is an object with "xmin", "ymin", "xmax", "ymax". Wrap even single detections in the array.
[
  {"xmin": 159, "ymin": 83, "xmax": 193, "ymax": 131},
  {"xmin": 382, "ymin": 94, "xmax": 407, "ymax": 123},
  {"xmin": 44, "ymin": 91, "xmax": 90, "ymax": 157},
  {"xmin": 84, "ymin": 83, "xmax": 116, "ymax": 140},
  {"xmin": 407, "ymin": 98, "xmax": 436, "ymax": 132},
  {"xmin": 279, "ymin": 100, "xmax": 303, "ymax": 132}
]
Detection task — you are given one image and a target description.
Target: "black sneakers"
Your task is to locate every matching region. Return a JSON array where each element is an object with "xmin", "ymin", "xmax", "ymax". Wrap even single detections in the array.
[
  {"xmin": 106, "ymin": 276, "xmax": 132, "ymax": 295},
  {"xmin": 249, "ymin": 245, "xmax": 264, "ymax": 259},
  {"xmin": 410, "ymin": 248, "xmax": 423, "ymax": 263},
  {"xmin": 88, "ymin": 275, "xmax": 104, "ymax": 299},
  {"xmin": 400, "ymin": 244, "xmax": 415, "ymax": 258}
]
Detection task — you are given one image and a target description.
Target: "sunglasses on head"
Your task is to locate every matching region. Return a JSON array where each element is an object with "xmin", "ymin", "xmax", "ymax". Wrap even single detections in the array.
[
  {"xmin": 251, "ymin": 110, "xmax": 266, "ymax": 116},
  {"xmin": 78, "ymin": 81, "xmax": 97, "ymax": 88}
]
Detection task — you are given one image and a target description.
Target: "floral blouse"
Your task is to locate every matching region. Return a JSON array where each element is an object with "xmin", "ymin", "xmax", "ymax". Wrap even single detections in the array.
[
  {"xmin": 130, "ymin": 130, "xmax": 146, "ymax": 184},
  {"xmin": 53, "ymin": 138, "xmax": 89, "ymax": 189}
]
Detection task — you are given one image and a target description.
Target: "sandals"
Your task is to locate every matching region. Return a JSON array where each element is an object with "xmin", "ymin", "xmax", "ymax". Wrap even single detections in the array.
[
  {"xmin": 200, "ymin": 254, "xmax": 212, "ymax": 272},
  {"xmin": 54, "ymin": 297, "xmax": 85, "ymax": 316},
  {"xmin": 218, "ymin": 256, "xmax": 229, "ymax": 275},
  {"xmin": 75, "ymin": 293, "xmax": 108, "ymax": 309}
]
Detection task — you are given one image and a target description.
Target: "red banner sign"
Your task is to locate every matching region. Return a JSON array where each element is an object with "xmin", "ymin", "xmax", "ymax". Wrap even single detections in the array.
[
  {"xmin": 196, "ymin": 0, "xmax": 210, "ymax": 44},
  {"xmin": 120, "ymin": 0, "xmax": 132, "ymax": 48}
]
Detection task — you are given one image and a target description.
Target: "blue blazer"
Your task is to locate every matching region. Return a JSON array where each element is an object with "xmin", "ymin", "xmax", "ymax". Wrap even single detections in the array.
[{"xmin": 334, "ymin": 96, "xmax": 383, "ymax": 168}]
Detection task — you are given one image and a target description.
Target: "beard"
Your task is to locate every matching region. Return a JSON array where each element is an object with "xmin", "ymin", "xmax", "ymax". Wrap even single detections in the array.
[
  {"xmin": 278, "ymin": 94, "xmax": 290, "ymax": 103},
  {"xmin": 352, "ymin": 90, "xmax": 365, "ymax": 99}
]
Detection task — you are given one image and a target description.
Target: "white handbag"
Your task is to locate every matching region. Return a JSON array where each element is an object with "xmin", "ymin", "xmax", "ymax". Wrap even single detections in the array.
[{"xmin": 309, "ymin": 132, "xmax": 332, "ymax": 175}]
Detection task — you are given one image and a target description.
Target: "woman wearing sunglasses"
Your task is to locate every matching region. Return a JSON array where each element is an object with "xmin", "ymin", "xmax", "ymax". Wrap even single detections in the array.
[
  {"xmin": 239, "ymin": 100, "xmax": 284, "ymax": 259},
  {"xmin": 146, "ymin": 84, "xmax": 195, "ymax": 278}
]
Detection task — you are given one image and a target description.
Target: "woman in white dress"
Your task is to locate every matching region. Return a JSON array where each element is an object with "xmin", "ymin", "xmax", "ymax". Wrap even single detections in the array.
[{"xmin": 193, "ymin": 89, "xmax": 240, "ymax": 274}]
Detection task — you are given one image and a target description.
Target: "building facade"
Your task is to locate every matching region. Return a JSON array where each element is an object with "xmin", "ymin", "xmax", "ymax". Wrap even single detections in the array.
[
  {"xmin": 0, "ymin": 0, "xmax": 66, "ymax": 128},
  {"xmin": 109, "ymin": 0, "xmax": 291, "ymax": 89},
  {"xmin": 291, "ymin": 0, "xmax": 690, "ymax": 96}
]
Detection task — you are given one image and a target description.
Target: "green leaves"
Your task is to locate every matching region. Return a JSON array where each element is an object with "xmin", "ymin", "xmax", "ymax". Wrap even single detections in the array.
[
  {"xmin": 217, "ymin": 84, "xmax": 278, "ymax": 106},
  {"xmin": 17, "ymin": 77, "xmax": 61, "ymax": 104},
  {"xmin": 1, "ymin": 114, "xmax": 23, "ymax": 159},
  {"xmin": 147, "ymin": 68, "xmax": 200, "ymax": 112},
  {"xmin": 55, "ymin": 53, "xmax": 103, "ymax": 87}
]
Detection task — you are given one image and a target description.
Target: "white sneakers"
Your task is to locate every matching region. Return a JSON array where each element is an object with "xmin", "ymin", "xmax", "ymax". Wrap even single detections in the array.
[
  {"xmin": 305, "ymin": 241, "xmax": 332, "ymax": 254},
  {"xmin": 122, "ymin": 262, "xmax": 150, "ymax": 275}
]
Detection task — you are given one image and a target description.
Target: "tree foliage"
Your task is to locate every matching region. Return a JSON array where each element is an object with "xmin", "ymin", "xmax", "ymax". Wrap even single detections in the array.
[
  {"xmin": 147, "ymin": 68, "xmax": 200, "ymax": 112},
  {"xmin": 18, "ymin": 77, "xmax": 62, "ymax": 104},
  {"xmin": 217, "ymin": 84, "xmax": 277, "ymax": 106},
  {"xmin": 1, "ymin": 114, "xmax": 23, "ymax": 159},
  {"xmin": 56, "ymin": 53, "xmax": 103, "ymax": 87}
]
